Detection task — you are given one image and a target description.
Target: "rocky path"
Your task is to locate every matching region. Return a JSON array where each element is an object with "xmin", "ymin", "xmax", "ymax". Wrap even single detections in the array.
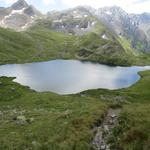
[{"xmin": 92, "ymin": 108, "xmax": 121, "ymax": 150}]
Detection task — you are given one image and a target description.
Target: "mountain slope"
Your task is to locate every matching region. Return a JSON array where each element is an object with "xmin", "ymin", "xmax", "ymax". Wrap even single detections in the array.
[
  {"xmin": 0, "ymin": 1, "xmax": 149, "ymax": 53},
  {"xmin": 95, "ymin": 6, "xmax": 150, "ymax": 52},
  {"xmin": 47, "ymin": 6, "xmax": 97, "ymax": 35},
  {"xmin": 0, "ymin": 0, "xmax": 150, "ymax": 66},
  {"xmin": 0, "ymin": 0, "xmax": 43, "ymax": 31},
  {"xmin": 0, "ymin": 25, "xmax": 137, "ymax": 66}
]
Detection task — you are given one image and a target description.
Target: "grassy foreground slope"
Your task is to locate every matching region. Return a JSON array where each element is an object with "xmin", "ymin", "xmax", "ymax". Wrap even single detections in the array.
[
  {"xmin": 0, "ymin": 77, "xmax": 109, "ymax": 150},
  {"xmin": 82, "ymin": 71, "xmax": 150, "ymax": 150},
  {"xmin": 113, "ymin": 71, "xmax": 150, "ymax": 150},
  {"xmin": 0, "ymin": 26, "xmax": 150, "ymax": 66},
  {"xmin": 0, "ymin": 70, "xmax": 150, "ymax": 149}
]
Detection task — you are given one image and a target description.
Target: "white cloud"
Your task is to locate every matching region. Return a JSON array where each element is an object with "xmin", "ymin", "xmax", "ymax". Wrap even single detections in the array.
[
  {"xmin": 61, "ymin": 0, "xmax": 150, "ymax": 13},
  {"xmin": 0, "ymin": 0, "xmax": 17, "ymax": 4},
  {"xmin": 126, "ymin": 0, "xmax": 150, "ymax": 13},
  {"xmin": 0, "ymin": 0, "xmax": 149, "ymax": 13},
  {"xmin": 42, "ymin": 0, "xmax": 55, "ymax": 5}
]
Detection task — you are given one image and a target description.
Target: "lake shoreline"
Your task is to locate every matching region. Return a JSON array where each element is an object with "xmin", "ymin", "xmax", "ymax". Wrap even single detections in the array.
[{"xmin": 0, "ymin": 59, "xmax": 149, "ymax": 94}]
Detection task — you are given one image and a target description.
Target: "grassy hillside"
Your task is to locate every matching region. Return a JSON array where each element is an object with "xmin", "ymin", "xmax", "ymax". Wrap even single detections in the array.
[
  {"xmin": 0, "ymin": 76, "xmax": 109, "ymax": 150},
  {"xmin": 1, "ymin": 26, "xmax": 149, "ymax": 66},
  {"xmin": 112, "ymin": 71, "xmax": 150, "ymax": 150},
  {"xmin": 82, "ymin": 71, "xmax": 150, "ymax": 149},
  {"xmin": 0, "ymin": 24, "xmax": 150, "ymax": 149},
  {"xmin": 0, "ymin": 70, "xmax": 150, "ymax": 149},
  {"xmin": 0, "ymin": 27, "xmax": 76, "ymax": 64}
]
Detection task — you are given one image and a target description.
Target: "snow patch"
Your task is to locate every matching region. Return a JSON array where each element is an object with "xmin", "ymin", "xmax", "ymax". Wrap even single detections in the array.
[
  {"xmin": 101, "ymin": 34, "xmax": 108, "ymax": 39},
  {"xmin": 88, "ymin": 22, "xmax": 91, "ymax": 28},
  {"xmin": 91, "ymin": 21, "xmax": 96, "ymax": 26},
  {"xmin": 73, "ymin": 11, "xmax": 77, "ymax": 14},
  {"xmin": 53, "ymin": 19, "xmax": 62, "ymax": 23},
  {"xmin": 76, "ymin": 25, "xmax": 79, "ymax": 28},
  {"xmin": 2, "ymin": 7, "xmax": 26, "ymax": 22},
  {"xmin": 21, "ymin": 22, "xmax": 29, "ymax": 29},
  {"xmin": 73, "ymin": 15, "xmax": 82, "ymax": 19},
  {"xmin": 105, "ymin": 11, "xmax": 112, "ymax": 15},
  {"xmin": 0, "ymin": 19, "xmax": 5, "ymax": 26},
  {"xmin": 11, "ymin": 8, "xmax": 26, "ymax": 15}
]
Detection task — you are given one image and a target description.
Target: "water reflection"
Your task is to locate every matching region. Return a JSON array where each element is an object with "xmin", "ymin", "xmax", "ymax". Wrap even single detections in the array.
[{"xmin": 0, "ymin": 60, "xmax": 149, "ymax": 94}]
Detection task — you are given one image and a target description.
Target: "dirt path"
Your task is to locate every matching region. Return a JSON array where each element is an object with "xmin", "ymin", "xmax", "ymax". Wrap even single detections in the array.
[{"xmin": 92, "ymin": 108, "xmax": 121, "ymax": 150}]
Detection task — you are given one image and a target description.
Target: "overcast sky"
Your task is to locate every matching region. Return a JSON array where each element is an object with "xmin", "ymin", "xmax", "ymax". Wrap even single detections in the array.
[{"xmin": 0, "ymin": 0, "xmax": 150, "ymax": 14}]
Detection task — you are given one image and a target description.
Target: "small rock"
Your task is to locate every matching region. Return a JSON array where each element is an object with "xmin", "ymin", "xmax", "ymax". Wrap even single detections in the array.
[
  {"xmin": 12, "ymin": 109, "xmax": 17, "ymax": 114},
  {"xmin": 32, "ymin": 141, "xmax": 37, "ymax": 146},
  {"xmin": 26, "ymin": 117, "xmax": 34, "ymax": 124},
  {"xmin": 11, "ymin": 87, "xmax": 15, "ymax": 91},
  {"xmin": 101, "ymin": 144, "xmax": 106, "ymax": 149},
  {"xmin": 109, "ymin": 119, "xmax": 114, "ymax": 125},
  {"xmin": 20, "ymin": 110, "xmax": 26, "ymax": 115},
  {"xmin": 17, "ymin": 115, "xmax": 26, "ymax": 120},
  {"xmin": 104, "ymin": 125, "xmax": 109, "ymax": 132},
  {"xmin": 110, "ymin": 114, "xmax": 117, "ymax": 118},
  {"xmin": 15, "ymin": 115, "xmax": 27, "ymax": 125},
  {"xmin": 30, "ymin": 117, "xmax": 34, "ymax": 122}
]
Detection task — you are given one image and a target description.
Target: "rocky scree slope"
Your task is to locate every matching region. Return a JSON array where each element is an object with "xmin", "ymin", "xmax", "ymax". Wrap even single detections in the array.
[
  {"xmin": 0, "ymin": 0, "xmax": 43, "ymax": 31},
  {"xmin": 95, "ymin": 6, "xmax": 150, "ymax": 52}
]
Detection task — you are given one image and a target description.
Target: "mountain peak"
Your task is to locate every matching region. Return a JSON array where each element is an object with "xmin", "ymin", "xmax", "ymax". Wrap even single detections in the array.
[{"xmin": 11, "ymin": 0, "xmax": 28, "ymax": 10}]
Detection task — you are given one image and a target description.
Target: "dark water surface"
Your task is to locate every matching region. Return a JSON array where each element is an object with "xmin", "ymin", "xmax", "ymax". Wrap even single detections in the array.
[{"xmin": 0, "ymin": 60, "xmax": 149, "ymax": 94}]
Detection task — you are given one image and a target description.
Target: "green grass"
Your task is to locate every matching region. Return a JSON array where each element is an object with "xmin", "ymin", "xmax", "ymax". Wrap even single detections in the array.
[
  {"xmin": 0, "ymin": 27, "xmax": 77, "ymax": 64},
  {"xmin": 118, "ymin": 36, "xmax": 134, "ymax": 55},
  {"xmin": 0, "ymin": 25, "xmax": 149, "ymax": 66},
  {"xmin": 0, "ymin": 23, "xmax": 150, "ymax": 149},
  {"xmin": 75, "ymin": 71, "xmax": 150, "ymax": 149},
  {"xmin": 0, "ymin": 70, "xmax": 150, "ymax": 149},
  {"xmin": 108, "ymin": 71, "xmax": 150, "ymax": 150},
  {"xmin": 0, "ymin": 77, "xmax": 109, "ymax": 150}
]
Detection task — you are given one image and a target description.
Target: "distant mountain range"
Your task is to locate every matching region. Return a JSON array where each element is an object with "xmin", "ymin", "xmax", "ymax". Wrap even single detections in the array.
[
  {"xmin": 0, "ymin": 0, "xmax": 150, "ymax": 64},
  {"xmin": 0, "ymin": 0, "xmax": 149, "ymax": 52},
  {"xmin": 95, "ymin": 6, "xmax": 150, "ymax": 52}
]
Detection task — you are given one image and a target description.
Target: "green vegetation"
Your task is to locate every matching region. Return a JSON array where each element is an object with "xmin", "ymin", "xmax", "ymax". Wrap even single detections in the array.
[
  {"xmin": 77, "ymin": 32, "xmax": 133, "ymax": 66},
  {"xmin": 0, "ymin": 27, "xmax": 76, "ymax": 64},
  {"xmin": 0, "ymin": 70, "xmax": 150, "ymax": 149},
  {"xmin": 111, "ymin": 71, "xmax": 150, "ymax": 150},
  {"xmin": 0, "ymin": 77, "xmax": 109, "ymax": 149},
  {"xmin": 118, "ymin": 36, "xmax": 134, "ymax": 55},
  {"xmin": 74, "ymin": 71, "xmax": 150, "ymax": 149},
  {"xmin": 0, "ymin": 25, "xmax": 149, "ymax": 66},
  {"xmin": 0, "ymin": 21, "xmax": 150, "ymax": 149}
]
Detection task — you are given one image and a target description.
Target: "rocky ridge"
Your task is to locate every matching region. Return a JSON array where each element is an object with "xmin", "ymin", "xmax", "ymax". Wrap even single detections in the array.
[{"xmin": 0, "ymin": 0, "xmax": 43, "ymax": 31}]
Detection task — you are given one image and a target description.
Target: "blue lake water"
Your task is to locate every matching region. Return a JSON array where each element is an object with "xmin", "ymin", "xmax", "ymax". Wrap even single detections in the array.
[{"xmin": 0, "ymin": 60, "xmax": 149, "ymax": 94}]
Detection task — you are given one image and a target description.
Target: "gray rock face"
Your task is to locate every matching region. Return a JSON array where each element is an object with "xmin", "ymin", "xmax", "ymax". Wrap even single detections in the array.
[
  {"xmin": 11, "ymin": 0, "xmax": 28, "ymax": 10},
  {"xmin": 47, "ymin": 5, "xmax": 150, "ymax": 51},
  {"xmin": 92, "ymin": 108, "xmax": 121, "ymax": 150},
  {"xmin": 0, "ymin": 1, "xmax": 149, "ymax": 52},
  {"xmin": 0, "ymin": 0, "xmax": 43, "ymax": 31},
  {"xmin": 94, "ymin": 6, "xmax": 150, "ymax": 52},
  {"xmin": 47, "ymin": 6, "xmax": 97, "ymax": 35}
]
